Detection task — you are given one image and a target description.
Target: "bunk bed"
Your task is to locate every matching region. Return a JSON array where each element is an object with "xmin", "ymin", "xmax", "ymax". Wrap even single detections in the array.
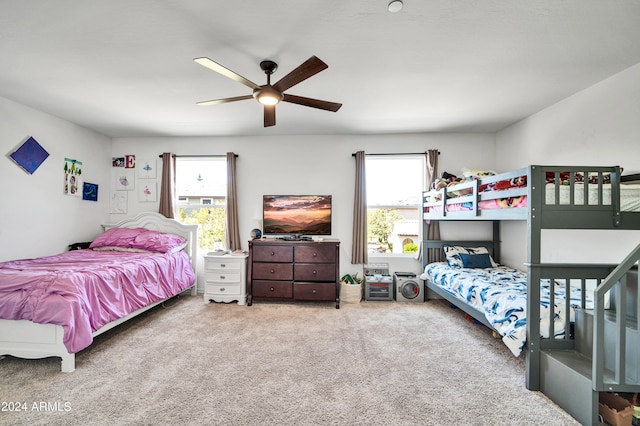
[
  {"xmin": 421, "ymin": 165, "xmax": 640, "ymax": 425},
  {"xmin": 0, "ymin": 212, "xmax": 198, "ymax": 372}
]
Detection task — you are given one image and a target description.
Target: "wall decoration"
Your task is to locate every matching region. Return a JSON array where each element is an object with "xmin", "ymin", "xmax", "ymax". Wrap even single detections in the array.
[
  {"xmin": 113, "ymin": 168, "xmax": 135, "ymax": 191},
  {"xmin": 112, "ymin": 157, "xmax": 125, "ymax": 167},
  {"xmin": 82, "ymin": 182, "xmax": 99, "ymax": 201},
  {"xmin": 137, "ymin": 158, "xmax": 157, "ymax": 179},
  {"xmin": 64, "ymin": 158, "xmax": 83, "ymax": 197},
  {"xmin": 9, "ymin": 136, "xmax": 49, "ymax": 174},
  {"xmin": 112, "ymin": 155, "xmax": 135, "ymax": 168},
  {"xmin": 110, "ymin": 191, "xmax": 127, "ymax": 214},
  {"xmin": 138, "ymin": 182, "xmax": 157, "ymax": 202}
]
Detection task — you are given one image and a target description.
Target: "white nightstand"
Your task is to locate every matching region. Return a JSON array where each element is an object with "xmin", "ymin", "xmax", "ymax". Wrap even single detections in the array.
[{"xmin": 203, "ymin": 253, "xmax": 248, "ymax": 305}]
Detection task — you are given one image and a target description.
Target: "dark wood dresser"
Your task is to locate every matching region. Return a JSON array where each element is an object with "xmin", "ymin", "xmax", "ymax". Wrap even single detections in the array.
[{"xmin": 247, "ymin": 239, "xmax": 340, "ymax": 308}]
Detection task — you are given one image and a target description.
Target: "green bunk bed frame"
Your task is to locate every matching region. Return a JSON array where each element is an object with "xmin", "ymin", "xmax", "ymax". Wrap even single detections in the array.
[{"xmin": 422, "ymin": 165, "xmax": 640, "ymax": 425}]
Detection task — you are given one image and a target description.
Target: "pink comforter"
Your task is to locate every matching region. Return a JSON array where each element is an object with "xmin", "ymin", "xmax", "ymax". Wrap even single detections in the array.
[{"xmin": 0, "ymin": 249, "xmax": 195, "ymax": 353}]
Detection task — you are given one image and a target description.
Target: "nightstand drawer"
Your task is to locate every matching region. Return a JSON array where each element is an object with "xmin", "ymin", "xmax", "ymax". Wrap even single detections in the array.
[
  {"xmin": 205, "ymin": 272, "xmax": 241, "ymax": 283},
  {"xmin": 205, "ymin": 260, "xmax": 243, "ymax": 271},
  {"xmin": 205, "ymin": 283, "xmax": 241, "ymax": 295}
]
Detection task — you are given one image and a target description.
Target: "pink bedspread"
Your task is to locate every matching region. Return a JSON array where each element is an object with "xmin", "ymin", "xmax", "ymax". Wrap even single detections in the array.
[{"xmin": 0, "ymin": 249, "xmax": 195, "ymax": 353}]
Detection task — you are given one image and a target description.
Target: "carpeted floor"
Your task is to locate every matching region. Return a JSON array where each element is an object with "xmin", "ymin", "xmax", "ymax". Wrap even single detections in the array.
[{"xmin": 0, "ymin": 295, "xmax": 579, "ymax": 425}]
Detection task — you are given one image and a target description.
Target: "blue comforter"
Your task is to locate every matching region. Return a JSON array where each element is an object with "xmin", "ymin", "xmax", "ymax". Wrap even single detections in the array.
[{"xmin": 420, "ymin": 263, "xmax": 593, "ymax": 356}]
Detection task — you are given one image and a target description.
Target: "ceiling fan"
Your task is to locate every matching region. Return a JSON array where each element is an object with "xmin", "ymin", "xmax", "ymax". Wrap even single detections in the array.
[{"xmin": 194, "ymin": 56, "xmax": 342, "ymax": 127}]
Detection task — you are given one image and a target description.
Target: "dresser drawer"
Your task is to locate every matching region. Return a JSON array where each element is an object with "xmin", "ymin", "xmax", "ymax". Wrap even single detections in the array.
[
  {"xmin": 252, "ymin": 263, "xmax": 293, "ymax": 280},
  {"xmin": 252, "ymin": 245, "xmax": 293, "ymax": 262},
  {"xmin": 293, "ymin": 283, "xmax": 336, "ymax": 301},
  {"xmin": 294, "ymin": 264, "xmax": 335, "ymax": 282},
  {"xmin": 205, "ymin": 260, "xmax": 242, "ymax": 272},
  {"xmin": 252, "ymin": 280, "xmax": 293, "ymax": 298},
  {"xmin": 205, "ymin": 282, "xmax": 241, "ymax": 296},
  {"xmin": 205, "ymin": 272, "xmax": 241, "ymax": 283},
  {"xmin": 294, "ymin": 245, "xmax": 336, "ymax": 263}
]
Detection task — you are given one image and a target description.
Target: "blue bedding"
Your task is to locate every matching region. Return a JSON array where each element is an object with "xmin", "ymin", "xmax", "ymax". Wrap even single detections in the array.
[{"xmin": 420, "ymin": 263, "xmax": 593, "ymax": 356}]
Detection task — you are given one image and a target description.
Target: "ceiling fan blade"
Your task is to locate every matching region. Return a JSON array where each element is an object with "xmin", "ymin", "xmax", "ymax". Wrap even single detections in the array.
[
  {"xmin": 282, "ymin": 94, "xmax": 342, "ymax": 112},
  {"xmin": 272, "ymin": 56, "xmax": 328, "ymax": 93},
  {"xmin": 194, "ymin": 57, "xmax": 261, "ymax": 90},
  {"xmin": 196, "ymin": 95, "xmax": 253, "ymax": 106},
  {"xmin": 264, "ymin": 105, "xmax": 276, "ymax": 127}
]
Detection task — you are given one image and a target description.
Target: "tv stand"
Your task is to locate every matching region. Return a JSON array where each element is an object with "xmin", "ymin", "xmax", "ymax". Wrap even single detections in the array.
[{"xmin": 247, "ymin": 239, "xmax": 340, "ymax": 308}]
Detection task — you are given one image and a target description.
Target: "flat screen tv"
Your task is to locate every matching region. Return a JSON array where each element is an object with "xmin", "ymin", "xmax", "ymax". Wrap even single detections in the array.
[{"xmin": 263, "ymin": 195, "xmax": 332, "ymax": 237}]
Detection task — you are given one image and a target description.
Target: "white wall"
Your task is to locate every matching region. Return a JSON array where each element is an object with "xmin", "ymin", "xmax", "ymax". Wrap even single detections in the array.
[
  {"xmin": 495, "ymin": 63, "xmax": 640, "ymax": 268},
  {"xmin": 111, "ymin": 133, "xmax": 495, "ymax": 283},
  {"xmin": 0, "ymin": 96, "xmax": 112, "ymax": 262}
]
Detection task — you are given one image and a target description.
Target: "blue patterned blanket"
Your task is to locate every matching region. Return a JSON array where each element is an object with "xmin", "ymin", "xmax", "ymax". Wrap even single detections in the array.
[{"xmin": 421, "ymin": 263, "xmax": 593, "ymax": 356}]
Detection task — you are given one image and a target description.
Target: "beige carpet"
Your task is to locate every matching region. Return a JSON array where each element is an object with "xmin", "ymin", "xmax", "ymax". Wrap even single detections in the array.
[{"xmin": 0, "ymin": 295, "xmax": 579, "ymax": 425}]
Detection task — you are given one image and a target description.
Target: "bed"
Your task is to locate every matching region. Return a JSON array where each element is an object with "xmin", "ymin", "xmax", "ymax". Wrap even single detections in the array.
[
  {"xmin": 420, "ymin": 245, "xmax": 594, "ymax": 357},
  {"xmin": 0, "ymin": 212, "xmax": 197, "ymax": 372},
  {"xmin": 421, "ymin": 165, "xmax": 640, "ymax": 425}
]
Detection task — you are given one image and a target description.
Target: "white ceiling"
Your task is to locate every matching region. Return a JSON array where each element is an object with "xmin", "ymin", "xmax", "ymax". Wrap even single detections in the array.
[{"xmin": 1, "ymin": 1, "xmax": 639, "ymax": 138}]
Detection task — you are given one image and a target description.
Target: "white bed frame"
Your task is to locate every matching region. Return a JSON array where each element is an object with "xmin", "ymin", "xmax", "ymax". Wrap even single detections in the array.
[{"xmin": 0, "ymin": 212, "xmax": 198, "ymax": 372}]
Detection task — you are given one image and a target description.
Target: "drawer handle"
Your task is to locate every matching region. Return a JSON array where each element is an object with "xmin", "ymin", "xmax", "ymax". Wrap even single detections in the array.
[
  {"xmin": 271, "ymin": 251, "xmax": 275, "ymax": 256},
  {"xmin": 221, "ymin": 264, "xmax": 226, "ymax": 268},
  {"xmin": 220, "ymin": 287, "xmax": 226, "ymax": 292},
  {"xmin": 312, "ymin": 270, "xmax": 317, "ymax": 275},
  {"xmin": 220, "ymin": 275, "xmax": 226, "ymax": 280},
  {"xmin": 270, "ymin": 287, "xmax": 275, "ymax": 292},
  {"xmin": 270, "ymin": 269, "xmax": 275, "ymax": 274},
  {"xmin": 312, "ymin": 289, "xmax": 317, "ymax": 294},
  {"xmin": 313, "ymin": 252, "xmax": 317, "ymax": 257}
]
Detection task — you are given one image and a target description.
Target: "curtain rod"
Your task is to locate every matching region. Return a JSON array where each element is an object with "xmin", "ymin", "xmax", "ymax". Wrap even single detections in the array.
[
  {"xmin": 158, "ymin": 154, "xmax": 238, "ymax": 158},
  {"xmin": 351, "ymin": 151, "xmax": 439, "ymax": 157}
]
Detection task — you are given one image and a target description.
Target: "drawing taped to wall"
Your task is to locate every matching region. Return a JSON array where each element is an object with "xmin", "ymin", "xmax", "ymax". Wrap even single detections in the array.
[{"xmin": 64, "ymin": 158, "xmax": 83, "ymax": 197}]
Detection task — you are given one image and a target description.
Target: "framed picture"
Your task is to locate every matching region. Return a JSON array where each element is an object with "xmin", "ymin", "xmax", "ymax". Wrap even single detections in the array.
[
  {"xmin": 110, "ymin": 191, "xmax": 127, "ymax": 214},
  {"xmin": 9, "ymin": 136, "xmax": 49, "ymax": 174},
  {"xmin": 82, "ymin": 182, "xmax": 99, "ymax": 201},
  {"xmin": 138, "ymin": 182, "xmax": 157, "ymax": 202},
  {"xmin": 113, "ymin": 168, "xmax": 135, "ymax": 191},
  {"xmin": 137, "ymin": 159, "xmax": 157, "ymax": 179}
]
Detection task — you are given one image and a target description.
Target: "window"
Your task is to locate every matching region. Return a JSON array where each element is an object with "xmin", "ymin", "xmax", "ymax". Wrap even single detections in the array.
[
  {"xmin": 175, "ymin": 158, "xmax": 227, "ymax": 250},
  {"xmin": 366, "ymin": 155, "xmax": 424, "ymax": 255}
]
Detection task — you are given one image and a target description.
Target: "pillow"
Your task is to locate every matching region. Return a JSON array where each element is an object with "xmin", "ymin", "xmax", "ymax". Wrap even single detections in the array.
[
  {"xmin": 90, "ymin": 227, "xmax": 187, "ymax": 253},
  {"xmin": 459, "ymin": 253, "xmax": 493, "ymax": 269},
  {"xmin": 443, "ymin": 245, "xmax": 498, "ymax": 268}
]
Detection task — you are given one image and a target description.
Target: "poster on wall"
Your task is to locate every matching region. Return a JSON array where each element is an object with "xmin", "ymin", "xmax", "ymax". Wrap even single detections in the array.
[
  {"xmin": 112, "ymin": 155, "xmax": 135, "ymax": 168},
  {"xmin": 113, "ymin": 168, "xmax": 135, "ymax": 191},
  {"xmin": 138, "ymin": 182, "xmax": 157, "ymax": 202},
  {"xmin": 82, "ymin": 182, "xmax": 99, "ymax": 201},
  {"xmin": 63, "ymin": 158, "xmax": 83, "ymax": 197},
  {"xmin": 137, "ymin": 159, "xmax": 157, "ymax": 179},
  {"xmin": 9, "ymin": 136, "xmax": 49, "ymax": 174},
  {"xmin": 110, "ymin": 191, "xmax": 127, "ymax": 214}
]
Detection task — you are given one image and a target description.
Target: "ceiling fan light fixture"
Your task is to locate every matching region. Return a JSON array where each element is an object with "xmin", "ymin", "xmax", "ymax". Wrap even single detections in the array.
[
  {"xmin": 254, "ymin": 86, "xmax": 283, "ymax": 105},
  {"xmin": 388, "ymin": 0, "xmax": 403, "ymax": 12}
]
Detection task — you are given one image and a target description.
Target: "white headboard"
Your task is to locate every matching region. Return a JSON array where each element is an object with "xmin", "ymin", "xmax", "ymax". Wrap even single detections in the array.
[{"xmin": 103, "ymin": 212, "xmax": 198, "ymax": 277}]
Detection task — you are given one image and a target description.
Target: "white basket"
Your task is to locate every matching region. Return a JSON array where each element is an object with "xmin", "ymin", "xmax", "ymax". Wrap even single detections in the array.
[{"xmin": 340, "ymin": 283, "xmax": 362, "ymax": 304}]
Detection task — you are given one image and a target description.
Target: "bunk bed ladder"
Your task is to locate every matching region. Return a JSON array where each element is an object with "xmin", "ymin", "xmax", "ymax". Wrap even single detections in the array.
[{"xmin": 537, "ymin": 245, "xmax": 640, "ymax": 425}]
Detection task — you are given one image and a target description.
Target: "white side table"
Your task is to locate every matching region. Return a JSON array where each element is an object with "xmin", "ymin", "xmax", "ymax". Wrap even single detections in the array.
[{"xmin": 203, "ymin": 253, "xmax": 248, "ymax": 305}]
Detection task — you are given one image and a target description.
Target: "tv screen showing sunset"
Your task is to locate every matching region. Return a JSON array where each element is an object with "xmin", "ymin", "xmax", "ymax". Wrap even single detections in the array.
[{"xmin": 263, "ymin": 195, "xmax": 332, "ymax": 235}]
